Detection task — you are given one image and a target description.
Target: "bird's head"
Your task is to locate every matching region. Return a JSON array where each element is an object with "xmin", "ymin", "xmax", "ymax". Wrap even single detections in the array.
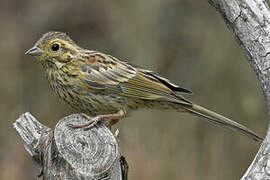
[{"xmin": 25, "ymin": 31, "xmax": 80, "ymax": 69}]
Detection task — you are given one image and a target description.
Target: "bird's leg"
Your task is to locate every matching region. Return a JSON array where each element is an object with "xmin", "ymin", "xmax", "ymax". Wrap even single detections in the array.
[{"xmin": 68, "ymin": 110, "xmax": 125, "ymax": 129}]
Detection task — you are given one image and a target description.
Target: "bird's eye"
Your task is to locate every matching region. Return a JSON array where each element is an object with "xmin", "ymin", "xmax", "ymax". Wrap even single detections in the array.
[{"xmin": 51, "ymin": 43, "xmax": 60, "ymax": 51}]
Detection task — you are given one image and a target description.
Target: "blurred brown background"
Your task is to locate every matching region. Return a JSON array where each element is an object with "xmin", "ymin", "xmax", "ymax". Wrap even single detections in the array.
[{"xmin": 0, "ymin": 0, "xmax": 267, "ymax": 179}]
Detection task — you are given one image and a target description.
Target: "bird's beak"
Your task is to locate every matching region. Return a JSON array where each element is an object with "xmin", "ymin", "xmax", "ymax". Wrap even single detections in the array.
[{"xmin": 25, "ymin": 46, "xmax": 43, "ymax": 56}]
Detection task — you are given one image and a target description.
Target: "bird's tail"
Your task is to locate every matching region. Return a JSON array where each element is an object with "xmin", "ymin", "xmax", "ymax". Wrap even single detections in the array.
[{"xmin": 182, "ymin": 104, "xmax": 263, "ymax": 142}]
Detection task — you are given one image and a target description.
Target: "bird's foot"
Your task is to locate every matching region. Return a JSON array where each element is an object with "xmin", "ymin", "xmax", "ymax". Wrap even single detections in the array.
[
  {"xmin": 82, "ymin": 116, "xmax": 104, "ymax": 130},
  {"xmin": 67, "ymin": 111, "xmax": 125, "ymax": 130},
  {"xmin": 67, "ymin": 114, "xmax": 103, "ymax": 129},
  {"xmin": 80, "ymin": 113, "xmax": 91, "ymax": 120}
]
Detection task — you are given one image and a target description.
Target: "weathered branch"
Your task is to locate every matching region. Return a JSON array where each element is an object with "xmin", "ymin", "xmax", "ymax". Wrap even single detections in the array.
[
  {"xmin": 208, "ymin": 0, "xmax": 270, "ymax": 179},
  {"xmin": 13, "ymin": 112, "xmax": 128, "ymax": 180}
]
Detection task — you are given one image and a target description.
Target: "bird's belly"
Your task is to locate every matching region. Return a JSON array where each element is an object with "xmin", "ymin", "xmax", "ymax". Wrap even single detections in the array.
[
  {"xmin": 63, "ymin": 92, "xmax": 129, "ymax": 116},
  {"xmin": 51, "ymin": 82, "xmax": 139, "ymax": 116}
]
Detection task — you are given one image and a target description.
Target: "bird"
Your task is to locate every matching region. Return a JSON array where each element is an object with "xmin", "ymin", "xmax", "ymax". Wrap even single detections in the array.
[{"xmin": 25, "ymin": 31, "xmax": 262, "ymax": 141}]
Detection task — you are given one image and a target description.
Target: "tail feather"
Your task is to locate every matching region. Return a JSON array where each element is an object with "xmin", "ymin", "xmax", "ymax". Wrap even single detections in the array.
[{"xmin": 183, "ymin": 104, "xmax": 263, "ymax": 142}]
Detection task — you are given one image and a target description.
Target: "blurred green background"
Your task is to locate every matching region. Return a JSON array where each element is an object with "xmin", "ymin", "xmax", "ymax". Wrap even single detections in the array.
[{"xmin": 0, "ymin": 0, "xmax": 267, "ymax": 179}]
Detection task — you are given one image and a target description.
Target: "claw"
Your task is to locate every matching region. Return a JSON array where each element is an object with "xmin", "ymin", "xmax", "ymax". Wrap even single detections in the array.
[
  {"xmin": 83, "ymin": 116, "xmax": 101, "ymax": 130},
  {"xmin": 114, "ymin": 129, "xmax": 120, "ymax": 143},
  {"xmin": 66, "ymin": 111, "xmax": 125, "ymax": 130},
  {"xmin": 80, "ymin": 113, "xmax": 91, "ymax": 120},
  {"xmin": 114, "ymin": 129, "xmax": 120, "ymax": 138}
]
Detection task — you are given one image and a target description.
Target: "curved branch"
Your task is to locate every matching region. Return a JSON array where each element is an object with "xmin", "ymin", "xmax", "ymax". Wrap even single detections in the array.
[{"xmin": 208, "ymin": 0, "xmax": 270, "ymax": 179}]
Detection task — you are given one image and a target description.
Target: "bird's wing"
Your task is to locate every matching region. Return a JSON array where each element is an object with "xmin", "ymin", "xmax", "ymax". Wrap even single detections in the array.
[
  {"xmin": 126, "ymin": 62, "xmax": 192, "ymax": 94},
  {"xmin": 78, "ymin": 53, "xmax": 137, "ymax": 89},
  {"xmin": 78, "ymin": 53, "xmax": 191, "ymax": 105}
]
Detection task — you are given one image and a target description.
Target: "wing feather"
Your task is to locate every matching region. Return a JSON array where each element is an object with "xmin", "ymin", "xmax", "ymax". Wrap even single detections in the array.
[{"xmin": 78, "ymin": 52, "xmax": 191, "ymax": 105}]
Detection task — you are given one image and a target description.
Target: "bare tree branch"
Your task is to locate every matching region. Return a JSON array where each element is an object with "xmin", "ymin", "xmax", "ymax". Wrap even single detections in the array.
[
  {"xmin": 208, "ymin": 0, "xmax": 270, "ymax": 179},
  {"xmin": 13, "ymin": 112, "xmax": 128, "ymax": 180}
]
